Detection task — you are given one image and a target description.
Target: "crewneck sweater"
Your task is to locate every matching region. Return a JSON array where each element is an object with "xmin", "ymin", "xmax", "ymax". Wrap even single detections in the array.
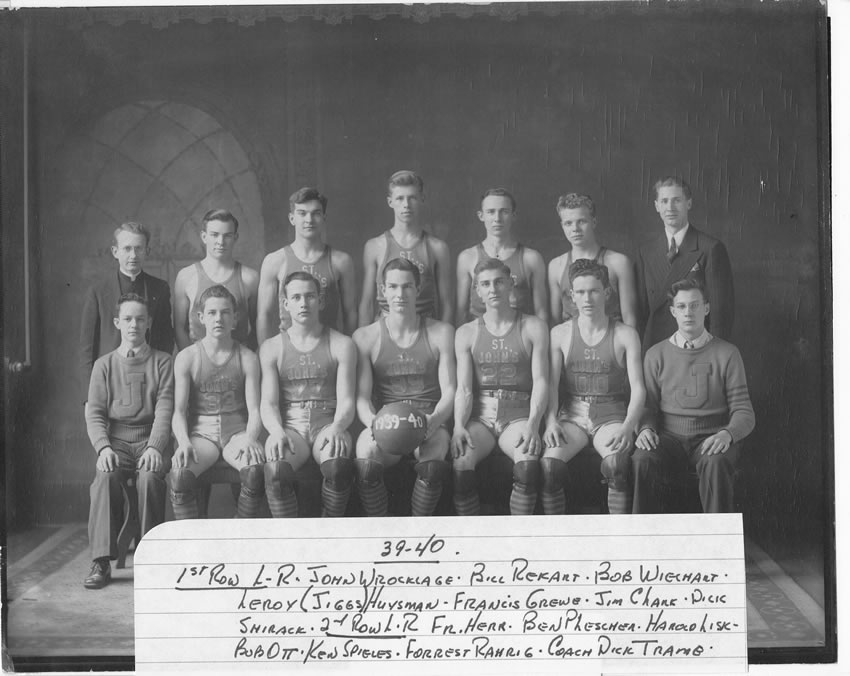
[
  {"xmin": 641, "ymin": 338, "xmax": 754, "ymax": 442},
  {"xmin": 86, "ymin": 348, "xmax": 174, "ymax": 454}
]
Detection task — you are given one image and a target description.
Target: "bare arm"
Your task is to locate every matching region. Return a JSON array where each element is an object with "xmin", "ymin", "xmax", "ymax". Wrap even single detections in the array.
[
  {"xmin": 331, "ymin": 332, "xmax": 357, "ymax": 430},
  {"xmin": 453, "ymin": 324, "xmax": 475, "ymax": 431},
  {"xmin": 172, "ymin": 268, "xmax": 192, "ymax": 351},
  {"xmin": 242, "ymin": 266, "xmax": 261, "ymax": 351},
  {"xmin": 257, "ymin": 252, "xmax": 285, "ymax": 345},
  {"xmin": 429, "ymin": 321, "xmax": 457, "ymax": 433},
  {"xmin": 241, "ymin": 347, "xmax": 263, "ymax": 441},
  {"xmin": 352, "ymin": 326, "xmax": 378, "ymax": 427},
  {"xmin": 455, "ymin": 249, "xmax": 474, "ymax": 327},
  {"xmin": 358, "ymin": 238, "xmax": 381, "ymax": 328},
  {"xmin": 610, "ymin": 252, "xmax": 638, "ymax": 328},
  {"xmin": 547, "ymin": 257, "xmax": 564, "ymax": 327},
  {"xmin": 526, "ymin": 248, "xmax": 549, "ymax": 324},
  {"xmin": 543, "ymin": 323, "xmax": 570, "ymax": 448},
  {"xmin": 620, "ymin": 325, "xmax": 646, "ymax": 432},
  {"xmin": 525, "ymin": 317, "xmax": 550, "ymax": 428},
  {"xmin": 171, "ymin": 349, "xmax": 194, "ymax": 448},
  {"xmin": 259, "ymin": 338, "xmax": 286, "ymax": 439},
  {"xmin": 431, "ymin": 238, "xmax": 455, "ymax": 324},
  {"xmin": 334, "ymin": 251, "xmax": 359, "ymax": 335}
]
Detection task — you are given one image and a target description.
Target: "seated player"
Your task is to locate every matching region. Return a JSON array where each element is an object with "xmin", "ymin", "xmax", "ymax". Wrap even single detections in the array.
[
  {"xmin": 452, "ymin": 259, "xmax": 549, "ymax": 515},
  {"xmin": 358, "ymin": 170, "xmax": 453, "ymax": 325},
  {"xmin": 259, "ymin": 271, "xmax": 357, "ymax": 517},
  {"xmin": 352, "ymin": 257, "xmax": 456, "ymax": 516},
  {"xmin": 84, "ymin": 293, "xmax": 174, "ymax": 589},
  {"xmin": 541, "ymin": 260, "xmax": 645, "ymax": 515},
  {"xmin": 455, "ymin": 188, "xmax": 548, "ymax": 324},
  {"xmin": 173, "ymin": 209, "xmax": 259, "ymax": 351},
  {"xmin": 547, "ymin": 193, "xmax": 637, "ymax": 326},
  {"xmin": 168, "ymin": 285, "xmax": 265, "ymax": 519},
  {"xmin": 257, "ymin": 188, "xmax": 358, "ymax": 341},
  {"xmin": 632, "ymin": 278, "xmax": 754, "ymax": 513}
]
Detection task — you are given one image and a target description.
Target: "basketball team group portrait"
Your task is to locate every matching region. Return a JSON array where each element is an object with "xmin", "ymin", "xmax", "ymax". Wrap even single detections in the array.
[{"xmin": 1, "ymin": 0, "xmax": 832, "ymax": 666}]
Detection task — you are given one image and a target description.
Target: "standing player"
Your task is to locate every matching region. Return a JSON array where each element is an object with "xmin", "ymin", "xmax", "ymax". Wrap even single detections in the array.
[
  {"xmin": 541, "ymin": 260, "xmax": 645, "ymax": 515},
  {"xmin": 633, "ymin": 278, "xmax": 754, "ymax": 513},
  {"xmin": 547, "ymin": 193, "xmax": 637, "ymax": 327},
  {"xmin": 168, "ymin": 285, "xmax": 265, "ymax": 520},
  {"xmin": 84, "ymin": 293, "xmax": 173, "ymax": 589},
  {"xmin": 452, "ymin": 259, "xmax": 549, "ymax": 515},
  {"xmin": 358, "ymin": 170, "xmax": 453, "ymax": 326},
  {"xmin": 257, "ymin": 188, "xmax": 358, "ymax": 341},
  {"xmin": 173, "ymin": 209, "xmax": 259, "ymax": 351},
  {"xmin": 456, "ymin": 188, "xmax": 548, "ymax": 325},
  {"xmin": 353, "ymin": 257, "xmax": 456, "ymax": 516},
  {"xmin": 636, "ymin": 176, "xmax": 735, "ymax": 350},
  {"xmin": 80, "ymin": 222, "xmax": 173, "ymax": 403},
  {"xmin": 260, "ymin": 271, "xmax": 357, "ymax": 518}
]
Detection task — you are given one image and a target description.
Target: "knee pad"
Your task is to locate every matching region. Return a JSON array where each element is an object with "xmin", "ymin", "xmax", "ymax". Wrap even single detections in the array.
[
  {"xmin": 540, "ymin": 457, "xmax": 568, "ymax": 492},
  {"xmin": 264, "ymin": 460, "xmax": 296, "ymax": 488},
  {"xmin": 453, "ymin": 469, "xmax": 477, "ymax": 496},
  {"xmin": 513, "ymin": 460, "xmax": 541, "ymax": 488},
  {"xmin": 355, "ymin": 458, "xmax": 384, "ymax": 485},
  {"xmin": 169, "ymin": 468, "xmax": 197, "ymax": 505},
  {"xmin": 601, "ymin": 453, "xmax": 630, "ymax": 491},
  {"xmin": 239, "ymin": 464, "xmax": 264, "ymax": 493},
  {"xmin": 320, "ymin": 457, "xmax": 354, "ymax": 488},
  {"xmin": 415, "ymin": 460, "xmax": 449, "ymax": 486}
]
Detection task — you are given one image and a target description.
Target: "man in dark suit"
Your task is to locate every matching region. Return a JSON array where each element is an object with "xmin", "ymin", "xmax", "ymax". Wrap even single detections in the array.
[
  {"xmin": 636, "ymin": 176, "xmax": 734, "ymax": 350},
  {"xmin": 80, "ymin": 222, "xmax": 174, "ymax": 402}
]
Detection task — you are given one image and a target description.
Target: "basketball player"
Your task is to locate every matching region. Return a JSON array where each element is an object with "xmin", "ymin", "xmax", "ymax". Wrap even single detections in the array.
[
  {"xmin": 541, "ymin": 260, "xmax": 645, "ymax": 515},
  {"xmin": 168, "ymin": 285, "xmax": 265, "ymax": 520},
  {"xmin": 173, "ymin": 209, "xmax": 259, "ymax": 350},
  {"xmin": 547, "ymin": 193, "xmax": 637, "ymax": 327},
  {"xmin": 84, "ymin": 293, "xmax": 173, "ymax": 589},
  {"xmin": 452, "ymin": 259, "xmax": 549, "ymax": 515},
  {"xmin": 259, "ymin": 271, "xmax": 357, "ymax": 518},
  {"xmin": 257, "ymin": 188, "xmax": 358, "ymax": 341},
  {"xmin": 358, "ymin": 170, "xmax": 453, "ymax": 326},
  {"xmin": 632, "ymin": 278, "xmax": 754, "ymax": 513},
  {"xmin": 352, "ymin": 257, "xmax": 456, "ymax": 516},
  {"xmin": 456, "ymin": 188, "xmax": 548, "ymax": 324}
]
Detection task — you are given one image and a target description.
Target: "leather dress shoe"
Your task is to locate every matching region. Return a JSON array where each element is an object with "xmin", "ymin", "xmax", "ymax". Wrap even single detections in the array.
[{"xmin": 84, "ymin": 558, "xmax": 111, "ymax": 589}]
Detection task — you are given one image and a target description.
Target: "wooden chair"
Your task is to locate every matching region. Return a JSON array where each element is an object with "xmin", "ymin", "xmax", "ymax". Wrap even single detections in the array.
[{"xmin": 115, "ymin": 473, "xmax": 140, "ymax": 569}]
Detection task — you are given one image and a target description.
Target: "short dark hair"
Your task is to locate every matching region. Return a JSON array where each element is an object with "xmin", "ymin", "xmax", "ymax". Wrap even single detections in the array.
[
  {"xmin": 112, "ymin": 221, "xmax": 150, "ymax": 247},
  {"xmin": 283, "ymin": 271, "xmax": 321, "ymax": 297},
  {"xmin": 198, "ymin": 284, "xmax": 237, "ymax": 312},
  {"xmin": 654, "ymin": 176, "xmax": 692, "ymax": 200},
  {"xmin": 115, "ymin": 292, "xmax": 149, "ymax": 315},
  {"xmin": 289, "ymin": 187, "xmax": 328, "ymax": 214},
  {"xmin": 556, "ymin": 193, "xmax": 595, "ymax": 218},
  {"xmin": 480, "ymin": 188, "xmax": 516, "ymax": 212},
  {"xmin": 568, "ymin": 259, "xmax": 609, "ymax": 289},
  {"xmin": 202, "ymin": 209, "xmax": 239, "ymax": 232},
  {"xmin": 381, "ymin": 257, "xmax": 421, "ymax": 287},
  {"xmin": 473, "ymin": 257, "xmax": 512, "ymax": 281},
  {"xmin": 667, "ymin": 277, "xmax": 708, "ymax": 305},
  {"xmin": 387, "ymin": 170, "xmax": 424, "ymax": 195}
]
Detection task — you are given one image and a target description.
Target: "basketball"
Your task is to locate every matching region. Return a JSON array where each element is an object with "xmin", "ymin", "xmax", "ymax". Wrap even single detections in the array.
[{"xmin": 371, "ymin": 402, "xmax": 428, "ymax": 456}]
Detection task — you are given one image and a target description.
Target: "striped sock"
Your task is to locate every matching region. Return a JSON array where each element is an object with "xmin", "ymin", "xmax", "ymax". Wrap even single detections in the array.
[
  {"xmin": 510, "ymin": 484, "xmax": 538, "ymax": 515},
  {"xmin": 236, "ymin": 465, "xmax": 264, "ymax": 519},
  {"xmin": 172, "ymin": 498, "xmax": 198, "ymax": 520},
  {"xmin": 542, "ymin": 487, "xmax": 566, "ymax": 515},
  {"xmin": 265, "ymin": 461, "xmax": 298, "ymax": 518},
  {"xmin": 453, "ymin": 491, "xmax": 480, "ymax": 516},
  {"xmin": 170, "ymin": 469, "xmax": 198, "ymax": 520},
  {"xmin": 607, "ymin": 487, "xmax": 632, "ymax": 515},
  {"xmin": 411, "ymin": 478, "xmax": 442, "ymax": 516},
  {"xmin": 322, "ymin": 480, "xmax": 352, "ymax": 518},
  {"xmin": 357, "ymin": 479, "xmax": 388, "ymax": 516}
]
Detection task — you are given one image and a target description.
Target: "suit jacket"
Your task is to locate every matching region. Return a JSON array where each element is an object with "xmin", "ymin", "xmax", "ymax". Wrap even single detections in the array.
[
  {"xmin": 79, "ymin": 269, "xmax": 174, "ymax": 402},
  {"xmin": 636, "ymin": 225, "xmax": 735, "ymax": 350}
]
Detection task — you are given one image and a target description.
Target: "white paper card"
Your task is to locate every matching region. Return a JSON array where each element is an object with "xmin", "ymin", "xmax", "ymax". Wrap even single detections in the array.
[{"xmin": 134, "ymin": 514, "xmax": 747, "ymax": 673}]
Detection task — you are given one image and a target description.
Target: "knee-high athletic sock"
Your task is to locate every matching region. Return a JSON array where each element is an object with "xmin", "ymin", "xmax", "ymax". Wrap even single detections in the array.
[
  {"xmin": 170, "ymin": 469, "xmax": 198, "ymax": 520},
  {"xmin": 356, "ymin": 460, "xmax": 387, "ymax": 517},
  {"xmin": 237, "ymin": 466, "xmax": 264, "ymax": 519},
  {"xmin": 542, "ymin": 486, "xmax": 565, "ymax": 515},
  {"xmin": 265, "ymin": 462, "xmax": 298, "ymax": 518},
  {"xmin": 541, "ymin": 457, "xmax": 568, "ymax": 515},
  {"xmin": 453, "ymin": 470, "xmax": 480, "ymax": 516},
  {"xmin": 411, "ymin": 478, "xmax": 442, "ymax": 516},
  {"xmin": 510, "ymin": 484, "xmax": 537, "ymax": 515},
  {"xmin": 322, "ymin": 480, "xmax": 352, "ymax": 518},
  {"xmin": 607, "ymin": 486, "xmax": 632, "ymax": 515}
]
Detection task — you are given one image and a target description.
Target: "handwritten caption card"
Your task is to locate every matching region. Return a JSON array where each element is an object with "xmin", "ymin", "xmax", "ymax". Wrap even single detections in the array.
[{"xmin": 135, "ymin": 514, "xmax": 747, "ymax": 673}]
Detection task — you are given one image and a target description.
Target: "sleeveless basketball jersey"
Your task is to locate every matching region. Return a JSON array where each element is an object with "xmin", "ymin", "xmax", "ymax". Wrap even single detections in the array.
[
  {"xmin": 468, "ymin": 243, "xmax": 535, "ymax": 320},
  {"xmin": 278, "ymin": 245, "xmax": 343, "ymax": 332},
  {"xmin": 563, "ymin": 318, "xmax": 627, "ymax": 397},
  {"xmin": 472, "ymin": 313, "xmax": 533, "ymax": 394},
  {"xmin": 559, "ymin": 248, "xmax": 622, "ymax": 322},
  {"xmin": 373, "ymin": 317, "xmax": 441, "ymax": 407},
  {"xmin": 375, "ymin": 231, "xmax": 437, "ymax": 318},
  {"xmin": 278, "ymin": 329, "xmax": 337, "ymax": 406},
  {"xmin": 189, "ymin": 262, "xmax": 252, "ymax": 344},
  {"xmin": 189, "ymin": 342, "xmax": 247, "ymax": 416}
]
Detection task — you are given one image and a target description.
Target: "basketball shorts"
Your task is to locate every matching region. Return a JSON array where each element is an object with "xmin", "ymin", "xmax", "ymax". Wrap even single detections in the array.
[
  {"xmin": 471, "ymin": 392, "xmax": 530, "ymax": 437},
  {"xmin": 283, "ymin": 402, "xmax": 336, "ymax": 446},
  {"xmin": 190, "ymin": 411, "xmax": 249, "ymax": 450},
  {"xmin": 558, "ymin": 397, "xmax": 626, "ymax": 436}
]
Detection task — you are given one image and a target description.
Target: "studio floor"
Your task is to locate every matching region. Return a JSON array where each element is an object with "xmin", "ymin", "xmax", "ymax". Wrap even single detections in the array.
[{"xmin": 3, "ymin": 513, "xmax": 827, "ymax": 667}]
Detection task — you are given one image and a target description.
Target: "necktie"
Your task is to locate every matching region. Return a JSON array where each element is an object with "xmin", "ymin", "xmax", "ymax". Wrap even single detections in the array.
[
  {"xmin": 667, "ymin": 238, "xmax": 678, "ymax": 263},
  {"xmin": 127, "ymin": 349, "xmax": 135, "ymax": 358},
  {"xmin": 684, "ymin": 341, "xmax": 693, "ymax": 350}
]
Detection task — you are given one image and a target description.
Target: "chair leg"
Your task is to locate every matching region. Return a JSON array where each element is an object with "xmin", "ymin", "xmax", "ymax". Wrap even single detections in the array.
[
  {"xmin": 116, "ymin": 477, "xmax": 140, "ymax": 570},
  {"xmin": 196, "ymin": 483, "xmax": 212, "ymax": 519}
]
